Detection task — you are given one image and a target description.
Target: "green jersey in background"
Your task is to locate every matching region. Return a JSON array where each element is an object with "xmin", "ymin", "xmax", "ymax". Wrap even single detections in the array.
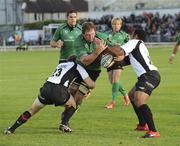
[
  {"xmin": 176, "ymin": 32, "xmax": 180, "ymax": 44},
  {"xmin": 53, "ymin": 23, "xmax": 82, "ymax": 59},
  {"xmin": 105, "ymin": 30, "xmax": 129, "ymax": 45}
]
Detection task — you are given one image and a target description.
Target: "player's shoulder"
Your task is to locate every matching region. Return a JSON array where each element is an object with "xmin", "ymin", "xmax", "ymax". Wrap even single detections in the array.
[
  {"xmin": 123, "ymin": 39, "xmax": 140, "ymax": 47},
  {"xmin": 75, "ymin": 24, "xmax": 82, "ymax": 30},
  {"xmin": 96, "ymin": 31, "xmax": 108, "ymax": 39},
  {"xmin": 57, "ymin": 23, "xmax": 68, "ymax": 30},
  {"xmin": 177, "ymin": 32, "xmax": 180, "ymax": 38}
]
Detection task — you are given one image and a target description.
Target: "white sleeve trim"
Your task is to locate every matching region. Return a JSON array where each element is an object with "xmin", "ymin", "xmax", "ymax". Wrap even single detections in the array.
[{"xmin": 76, "ymin": 64, "xmax": 89, "ymax": 80}]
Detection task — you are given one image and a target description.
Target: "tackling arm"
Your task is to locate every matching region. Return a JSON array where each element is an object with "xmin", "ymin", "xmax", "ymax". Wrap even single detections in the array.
[{"xmin": 105, "ymin": 45, "xmax": 126, "ymax": 61}]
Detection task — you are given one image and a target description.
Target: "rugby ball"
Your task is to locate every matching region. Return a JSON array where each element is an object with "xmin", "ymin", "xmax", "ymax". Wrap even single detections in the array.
[{"xmin": 101, "ymin": 53, "xmax": 114, "ymax": 68}]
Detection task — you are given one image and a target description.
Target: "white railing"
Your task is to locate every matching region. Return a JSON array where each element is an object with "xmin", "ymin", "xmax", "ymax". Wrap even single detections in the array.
[{"xmin": 0, "ymin": 42, "xmax": 175, "ymax": 51}]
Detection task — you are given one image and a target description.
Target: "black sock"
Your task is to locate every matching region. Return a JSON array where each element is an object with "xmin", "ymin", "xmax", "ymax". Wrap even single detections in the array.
[
  {"xmin": 9, "ymin": 111, "xmax": 31, "ymax": 132},
  {"xmin": 131, "ymin": 101, "xmax": 146, "ymax": 126},
  {"xmin": 61, "ymin": 107, "xmax": 76, "ymax": 125},
  {"xmin": 139, "ymin": 104, "xmax": 156, "ymax": 131}
]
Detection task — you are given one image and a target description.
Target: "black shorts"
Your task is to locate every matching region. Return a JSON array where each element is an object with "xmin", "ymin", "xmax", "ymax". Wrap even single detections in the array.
[
  {"xmin": 107, "ymin": 61, "xmax": 123, "ymax": 72},
  {"xmin": 38, "ymin": 82, "xmax": 70, "ymax": 106},
  {"xmin": 135, "ymin": 70, "xmax": 161, "ymax": 95},
  {"xmin": 87, "ymin": 69, "xmax": 101, "ymax": 81}
]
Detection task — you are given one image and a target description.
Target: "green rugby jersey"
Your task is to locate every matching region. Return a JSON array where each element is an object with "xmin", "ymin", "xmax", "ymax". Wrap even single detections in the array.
[
  {"xmin": 75, "ymin": 32, "xmax": 116, "ymax": 71},
  {"xmin": 53, "ymin": 23, "xmax": 82, "ymax": 59},
  {"xmin": 176, "ymin": 32, "xmax": 180, "ymax": 44},
  {"xmin": 105, "ymin": 30, "xmax": 129, "ymax": 45}
]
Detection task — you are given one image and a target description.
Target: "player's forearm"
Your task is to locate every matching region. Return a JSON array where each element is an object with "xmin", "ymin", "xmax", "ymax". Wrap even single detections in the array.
[
  {"xmin": 80, "ymin": 52, "xmax": 99, "ymax": 65},
  {"xmin": 84, "ymin": 77, "xmax": 95, "ymax": 89}
]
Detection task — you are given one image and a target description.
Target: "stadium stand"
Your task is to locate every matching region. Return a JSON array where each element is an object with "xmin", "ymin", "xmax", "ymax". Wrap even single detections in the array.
[
  {"xmin": 88, "ymin": 0, "xmax": 180, "ymax": 11},
  {"xmin": 87, "ymin": 12, "xmax": 180, "ymax": 42}
]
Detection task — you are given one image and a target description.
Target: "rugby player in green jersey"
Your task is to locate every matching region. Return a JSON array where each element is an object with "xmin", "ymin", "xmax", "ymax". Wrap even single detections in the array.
[
  {"xmin": 74, "ymin": 22, "xmax": 129, "ymax": 101},
  {"xmin": 75, "ymin": 22, "xmax": 112, "ymax": 81},
  {"xmin": 55, "ymin": 22, "xmax": 108, "ymax": 131},
  {"xmin": 105, "ymin": 17, "xmax": 130, "ymax": 109},
  {"xmin": 50, "ymin": 9, "xmax": 82, "ymax": 61},
  {"xmin": 169, "ymin": 32, "xmax": 180, "ymax": 64},
  {"xmin": 50, "ymin": 9, "xmax": 82, "ymax": 132},
  {"xmin": 56, "ymin": 22, "xmax": 127, "ymax": 130}
]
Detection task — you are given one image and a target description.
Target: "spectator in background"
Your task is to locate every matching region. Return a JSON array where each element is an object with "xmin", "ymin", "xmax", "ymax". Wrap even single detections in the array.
[
  {"xmin": 0, "ymin": 36, "xmax": 3, "ymax": 46},
  {"xmin": 87, "ymin": 12, "xmax": 180, "ymax": 42},
  {"xmin": 169, "ymin": 32, "xmax": 180, "ymax": 64},
  {"xmin": 14, "ymin": 33, "xmax": 21, "ymax": 45},
  {"xmin": 38, "ymin": 35, "xmax": 42, "ymax": 45},
  {"xmin": 104, "ymin": 17, "xmax": 129, "ymax": 109},
  {"xmin": 50, "ymin": 9, "xmax": 82, "ymax": 62}
]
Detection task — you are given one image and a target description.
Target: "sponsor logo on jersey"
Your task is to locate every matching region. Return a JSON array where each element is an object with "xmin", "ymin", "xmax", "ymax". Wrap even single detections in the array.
[
  {"xmin": 145, "ymin": 81, "xmax": 155, "ymax": 88},
  {"xmin": 139, "ymin": 86, "xmax": 145, "ymax": 90}
]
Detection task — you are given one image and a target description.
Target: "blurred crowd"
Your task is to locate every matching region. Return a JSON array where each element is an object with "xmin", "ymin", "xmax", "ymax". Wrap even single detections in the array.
[
  {"xmin": 1, "ymin": 12, "xmax": 180, "ymax": 46},
  {"xmin": 87, "ymin": 12, "xmax": 180, "ymax": 42}
]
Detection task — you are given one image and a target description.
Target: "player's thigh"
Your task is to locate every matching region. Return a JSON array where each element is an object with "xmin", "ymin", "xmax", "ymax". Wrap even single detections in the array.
[
  {"xmin": 134, "ymin": 91, "xmax": 149, "ymax": 107},
  {"xmin": 112, "ymin": 69, "xmax": 123, "ymax": 83},
  {"xmin": 29, "ymin": 98, "xmax": 45, "ymax": 115}
]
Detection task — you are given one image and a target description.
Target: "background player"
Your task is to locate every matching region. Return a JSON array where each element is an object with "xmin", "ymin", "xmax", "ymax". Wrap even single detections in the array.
[
  {"xmin": 50, "ymin": 9, "xmax": 82, "ymax": 61},
  {"xmin": 168, "ymin": 32, "xmax": 180, "ymax": 64},
  {"xmin": 104, "ymin": 17, "xmax": 129, "ymax": 109}
]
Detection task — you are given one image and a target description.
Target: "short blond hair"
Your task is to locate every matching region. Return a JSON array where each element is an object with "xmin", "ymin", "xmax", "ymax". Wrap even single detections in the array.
[{"xmin": 111, "ymin": 17, "xmax": 123, "ymax": 25}]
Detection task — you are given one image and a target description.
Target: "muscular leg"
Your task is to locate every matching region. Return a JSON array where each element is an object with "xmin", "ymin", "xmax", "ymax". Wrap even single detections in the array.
[
  {"xmin": 106, "ymin": 69, "xmax": 128, "ymax": 107},
  {"xmin": 112, "ymin": 69, "xmax": 122, "ymax": 102},
  {"xmin": 129, "ymin": 87, "xmax": 146, "ymax": 126},
  {"xmin": 114, "ymin": 69, "xmax": 127, "ymax": 97},
  {"xmin": 60, "ymin": 90, "xmax": 85, "ymax": 126},
  {"xmin": 134, "ymin": 91, "xmax": 157, "ymax": 131},
  {"xmin": 6, "ymin": 98, "xmax": 45, "ymax": 133}
]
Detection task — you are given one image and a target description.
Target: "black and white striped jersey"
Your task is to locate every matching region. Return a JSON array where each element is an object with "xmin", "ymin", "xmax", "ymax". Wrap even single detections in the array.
[
  {"xmin": 121, "ymin": 39, "xmax": 157, "ymax": 77},
  {"xmin": 47, "ymin": 61, "xmax": 89, "ymax": 87}
]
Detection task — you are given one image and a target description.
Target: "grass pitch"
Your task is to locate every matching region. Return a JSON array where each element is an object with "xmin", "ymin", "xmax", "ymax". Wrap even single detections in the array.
[{"xmin": 0, "ymin": 47, "xmax": 180, "ymax": 146}]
